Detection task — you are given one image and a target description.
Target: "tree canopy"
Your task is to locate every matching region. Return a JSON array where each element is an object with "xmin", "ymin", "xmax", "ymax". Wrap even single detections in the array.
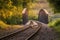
[
  {"xmin": 0, "ymin": 0, "xmax": 36, "ymax": 24},
  {"xmin": 48, "ymin": 0, "xmax": 60, "ymax": 13}
]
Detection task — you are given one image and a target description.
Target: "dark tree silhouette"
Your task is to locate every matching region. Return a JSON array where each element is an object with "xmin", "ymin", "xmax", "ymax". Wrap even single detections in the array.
[{"xmin": 48, "ymin": 0, "xmax": 60, "ymax": 13}]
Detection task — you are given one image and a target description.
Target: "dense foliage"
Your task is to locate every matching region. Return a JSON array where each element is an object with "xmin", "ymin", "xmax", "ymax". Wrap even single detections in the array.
[
  {"xmin": 48, "ymin": 18, "xmax": 60, "ymax": 40},
  {"xmin": 49, "ymin": 18, "xmax": 60, "ymax": 32},
  {"xmin": 48, "ymin": 0, "xmax": 60, "ymax": 13},
  {"xmin": 0, "ymin": 0, "xmax": 37, "ymax": 25}
]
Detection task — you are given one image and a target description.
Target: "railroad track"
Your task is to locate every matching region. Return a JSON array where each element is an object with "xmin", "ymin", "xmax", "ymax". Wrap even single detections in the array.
[
  {"xmin": 28, "ymin": 21, "xmax": 56, "ymax": 40},
  {"xmin": 0, "ymin": 20, "xmax": 56, "ymax": 40},
  {"xmin": 0, "ymin": 20, "xmax": 42, "ymax": 40}
]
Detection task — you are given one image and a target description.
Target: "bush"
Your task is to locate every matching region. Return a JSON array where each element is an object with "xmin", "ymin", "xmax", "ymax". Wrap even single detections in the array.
[
  {"xmin": 0, "ymin": 20, "xmax": 8, "ymax": 29},
  {"xmin": 48, "ymin": 19, "xmax": 60, "ymax": 32},
  {"xmin": 48, "ymin": 19, "xmax": 60, "ymax": 40},
  {"xmin": 5, "ymin": 15, "xmax": 22, "ymax": 25},
  {"xmin": 0, "ymin": 6, "xmax": 23, "ymax": 25}
]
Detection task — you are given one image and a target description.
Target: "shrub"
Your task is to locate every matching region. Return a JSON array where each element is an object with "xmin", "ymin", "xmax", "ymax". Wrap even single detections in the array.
[
  {"xmin": 0, "ymin": 20, "xmax": 8, "ymax": 29},
  {"xmin": 48, "ymin": 18, "xmax": 60, "ymax": 32},
  {"xmin": 5, "ymin": 15, "xmax": 22, "ymax": 25}
]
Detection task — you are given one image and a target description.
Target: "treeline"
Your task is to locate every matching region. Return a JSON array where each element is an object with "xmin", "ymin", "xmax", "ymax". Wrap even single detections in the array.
[
  {"xmin": 48, "ymin": 0, "xmax": 60, "ymax": 13},
  {"xmin": 0, "ymin": 0, "xmax": 35, "ymax": 25},
  {"xmin": 0, "ymin": 0, "xmax": 34, "ymax": 9}
]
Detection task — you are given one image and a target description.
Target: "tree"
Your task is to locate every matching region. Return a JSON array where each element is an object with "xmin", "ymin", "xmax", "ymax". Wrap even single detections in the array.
[
  {"xmin": 48, "ymin": 0, "xmax": 60, "ymax": 13},
  {"xmin": 0, "ymin": 0, "xmax": 13, "ymax": 9}
]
